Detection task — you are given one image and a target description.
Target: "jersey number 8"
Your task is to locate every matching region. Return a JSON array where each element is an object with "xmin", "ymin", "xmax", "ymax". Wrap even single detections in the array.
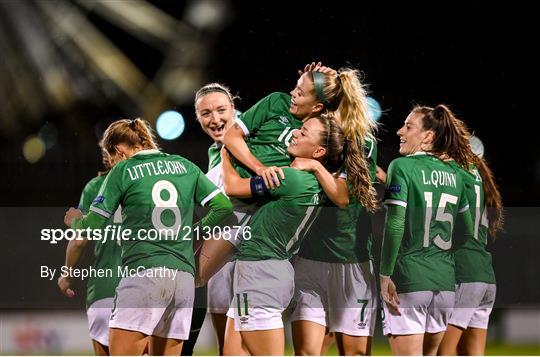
[{"xmin": 152, "ymin": 180, "xmax": 181, "ymax": 233}]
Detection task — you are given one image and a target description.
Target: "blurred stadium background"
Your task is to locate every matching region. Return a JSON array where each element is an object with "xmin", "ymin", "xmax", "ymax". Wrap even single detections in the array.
[{"xmin": 1, "ymin": 0, "xmax": 538, "ymax": 355}]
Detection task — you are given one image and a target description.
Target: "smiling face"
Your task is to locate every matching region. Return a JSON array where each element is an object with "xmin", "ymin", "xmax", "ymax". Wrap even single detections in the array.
[
  {"xmin": 289, "ymin": 73, "xmax": 324, "ymax": 120},
  {"xmin": 195, "ymin": 92, "xmax": 235, "ymax": 143},
  {"xmin": 396, "ymin": 111, "xmax": 433, "ymax": 155},
  {"xmin": 288, "ymin": 118, "xmax": 327, "ymax": 160}
]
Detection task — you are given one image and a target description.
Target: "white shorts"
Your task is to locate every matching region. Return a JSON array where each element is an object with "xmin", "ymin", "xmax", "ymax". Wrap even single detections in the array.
[
  {"xmin": 382, "ymin": 290, "xmax": 455, "ymax": 335},
  {"xmin": 87, "ymin": 297, "xmax": 114, "ymax": 346},
  {"xmin": 207, "ymin": 261, "xmax": 235, "ymax": 314},
  {"xmin": 449, "ymin": 282, "xmax": 496, "ymax": 329},
  {"xmin": 226, "ymin": 260, "xmax": 294, "ymax": 331},
  {"xmin": 290, "ymin": 257, "xmax": 377, "ymax": 336},
  {"xmin": 109, "ymin": 268, "xmax": 194, "ymax": 340}
]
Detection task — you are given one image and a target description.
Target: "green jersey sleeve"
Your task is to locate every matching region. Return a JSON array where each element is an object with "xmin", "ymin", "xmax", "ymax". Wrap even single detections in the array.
[
  {"xmin": 89, "ymin": 164, "xmax": 124, "ymax": 219},
  {"xmin": 192, "ymin": 161, "xmax": 222, "ymax": 206},
  {"xmin": 384, "ymin": 158, "xmax": 409, "ymax": 207},
  {"xmin": 78, "ymin": 175, "xmax": 105, "ymax": 214},
  {"xmin": 269, "ymin": 168, "xmax": 313, "ymax": 199},
  {"xmin": 236, "ymin": 92, "xmax": 291, "ymax": 136}
]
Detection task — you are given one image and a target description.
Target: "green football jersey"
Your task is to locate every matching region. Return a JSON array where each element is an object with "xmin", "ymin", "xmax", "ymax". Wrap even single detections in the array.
[
  {"xmin": 236, "ymin": 168, "xmax": 323, "ymax": 261},
  {"xmin": 448, "ymin": 161, "xmax": 495, "ymax": 284},
  {"xmin": 384, "ymin": 153, "xmax": 469, "ymax": 293},
  {"xmin": 79, "ymin": 174, "xmax": 122, "ymax": 307},
  {"xmin": 208, "ymin": 142, "xmax": 222, "ymax": 171},
  {"xmin": 90, "ymin": 149, "xmax": 220, "ymax": 275},
  {"xmin": 234, "ymin": 92, "xmax": 303, "ymax": 177},
  {"xmin": 298, "ymin": 137, "xmax": 377, "ymax": 263}
]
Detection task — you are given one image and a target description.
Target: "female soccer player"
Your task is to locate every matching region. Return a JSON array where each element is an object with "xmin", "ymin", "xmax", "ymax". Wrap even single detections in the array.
[
  {"xmin": 221, "ymin": 114, "xmax": 345, "ymax": 356},
  {"xmin": 58, "ymin": 148, "xmax": 122, "ymax": 355},
  {"xmin": 63, "ymin": 118, "xmax": 232, "ymax": 355},
  {"xmin": 290, "ymin": 134, "xmax": 379, "ymax": 356},
  {"xmin": 438, "ymin": 132, "xmax": 504, "ymax": 355},
  {"xmin": 192, "ymin": 83, "xmax": 247, "ymax": 355},
  {"xmin": 222, "ymin": 61, "xmax": 377, "ymax": 209},
  {"xmin": 380, "ymin": 105, "xmax": 475, "ymax": 355}
]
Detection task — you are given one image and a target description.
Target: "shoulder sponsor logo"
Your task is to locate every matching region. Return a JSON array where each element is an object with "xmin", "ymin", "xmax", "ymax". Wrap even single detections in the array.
[
  {"xmin": 278, "ymin": 116, "xmax": 290, "ymax": 125},
  {"xmin": 93, "ymin": 195, "xmax": 105, "ymax": 204},
  {"xmin": 388, "ymin": 184, "xmax": 401, "ymax": 193}
]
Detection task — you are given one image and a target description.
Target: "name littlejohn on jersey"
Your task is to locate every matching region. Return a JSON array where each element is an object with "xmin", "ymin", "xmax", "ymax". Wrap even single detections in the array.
[
  {"xmin": 127, "ymin": 160, "xmax": 187, "ymax": 181},
  {"xmin": 41, "ymin": 265, "xmax": 180, "ymax": 281}
]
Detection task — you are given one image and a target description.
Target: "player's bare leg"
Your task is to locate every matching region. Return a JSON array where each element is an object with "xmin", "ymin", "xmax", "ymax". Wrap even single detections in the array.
[
  {"xmin": 197, "ymin": 239, "xmax": 235, "ymax": 286},
  {"xmin": 423, "ymin": 331, "xmax": 445, "ymax": 355},
  {"xmin": 109, "ymin": 328, "xmax": 148, "ymax": 355},
  {"xmin": 223, "ymin": 317, "xmax": 249, "ymax": 355},
  {"xmin": 292, "ymin": 320, "xmax": 326, "ymax": 355},
  {"xmin": 458, "ymin": 327, "xmax": 488, "ymax": 355},
  {"xmin": 335, "ymin": 333, "xmax": 371, "ymax": 356},
  {"xmin": 240, "ymin": 329, "xmax": 285, "ymax": 355},
  {"xmin": 211, "ymin": 313, "xmax": 228, "ymax": 355},
  {"xmin": 150, "ymin": 336, "xmax": 183, "ymax": 356},
  {"xmin": 91, "ymin": 340, "xmax": 109, "ymax": 356},
  {"xmin": 387, "ymin": 334, "xmax": 423, "ymax": 355},
  {"xmin": 438, "ymin": 324, "xmax": 464, "ymax": 355},
  {"xmin": 320, "ymin": 331, "xmax": 335, "ymax": 355}
]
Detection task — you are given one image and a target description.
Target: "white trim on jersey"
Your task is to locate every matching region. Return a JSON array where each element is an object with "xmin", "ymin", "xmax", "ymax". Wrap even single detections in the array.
[
  {"xmin": 366, "ymin": 136, "xmax": 375, "ymax": 159},
  {"xmin": 338, "ymin": 171, "xmax": 347, "ymax": 179},
  {"xmin": 384, "ymin": 199, "xmax": 407, "ymax": 208},
  {"xmin": 90, "ymin": 206, "xmax": 112, "ymax": 218},
  {"xmin": 458, "ymin": 204, "xmax": 470, "ymax": 213},
  {"xmin": 234, "ymin": 117, "xmax": 250, "ymax": 137},
  {"xmin": 133, "ymin": 149, "xmax": 160, "ymax": 156},
  {"xmin": 201, "ymin": 189, "xmax": 221, "ymax": 207}
]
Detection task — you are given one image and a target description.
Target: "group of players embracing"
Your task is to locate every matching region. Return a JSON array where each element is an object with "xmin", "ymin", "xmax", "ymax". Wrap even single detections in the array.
[{"xmin": 60, "ymin": 61, "xmax": 503, "ymax": 356}]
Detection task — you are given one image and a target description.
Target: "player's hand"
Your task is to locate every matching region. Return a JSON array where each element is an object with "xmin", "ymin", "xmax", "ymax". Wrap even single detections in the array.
[
  {"xmin": 376, "ymin": 165, "xmax": 387, "ymax": 184},
  {"xmin": 298, "ymin": 61, "xmax": 337, "ymax": 77},
  {"xmin": 58, "ymin": 276, "xmax": 75, "ymax": 298},
  {"xmin": 380, "ymin": 275, "xmax": 401, "ymax": 315},
  {"xmin": 298, "ymin": 61, "xmax": 322, "ymax": 76},
  {"xmin": 255, "ymin": 166, "xmax": 285, "ymax": 189},
  {"xmin": 290, "ymin": 157, "xmax": 320, "ymax": 173},
  {"xmin": 64, "ymin": 207, "xmax": 83, "ymax": 227}
]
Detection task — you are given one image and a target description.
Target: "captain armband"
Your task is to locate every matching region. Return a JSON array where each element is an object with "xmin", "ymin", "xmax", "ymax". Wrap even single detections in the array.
[{"xmin": 250, "ymin": 176, "xmax": 269, "ymax": 197}]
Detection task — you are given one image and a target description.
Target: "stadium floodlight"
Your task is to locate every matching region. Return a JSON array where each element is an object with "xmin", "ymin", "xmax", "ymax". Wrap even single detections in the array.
[
  {"xmin": 366, "ymin": 96, "xmax": 382, "ymax": 122},
  {"xmin": 156, "ymin": 110, "xmax": 185, "ymax": 140},
  {"xmin": 23, "ymin": 135, "xmax": 46, "ymax": 163},
  {"xmin": 469, "ymin": 135, "xmax": 484, "ymax": 158}
]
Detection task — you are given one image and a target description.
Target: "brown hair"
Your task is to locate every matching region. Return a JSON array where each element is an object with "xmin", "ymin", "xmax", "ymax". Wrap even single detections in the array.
[
  {"xmin": 194, "ymin": 82, "xmax": 237, "ymax": 108},
  {"xmin": 310, "ymin": 68, "xmax": 378, "ymax": 211},
  {"xmin": 99, "ymin": 118, "xmax": 159, "ymax": 157},
  {"xmin": 314, "ymin": 112, "xmax": 345, "ymax": 173},
  {"xmin": 97, "ymin": 148, "xmax": 112, "ymax": 176},
  {"xmin": 413, "ymin": 104, "xmax": 503, "ymax": 236}
]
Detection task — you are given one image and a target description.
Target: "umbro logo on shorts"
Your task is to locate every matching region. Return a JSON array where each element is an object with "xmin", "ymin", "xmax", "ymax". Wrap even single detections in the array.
[
  {"xmin": 240, "ymin": 316, "xmax": 249, "ymax": 324},
  {"xmin": 357, "ymin": 322, "xmax": 367, "ymax": 329}
]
